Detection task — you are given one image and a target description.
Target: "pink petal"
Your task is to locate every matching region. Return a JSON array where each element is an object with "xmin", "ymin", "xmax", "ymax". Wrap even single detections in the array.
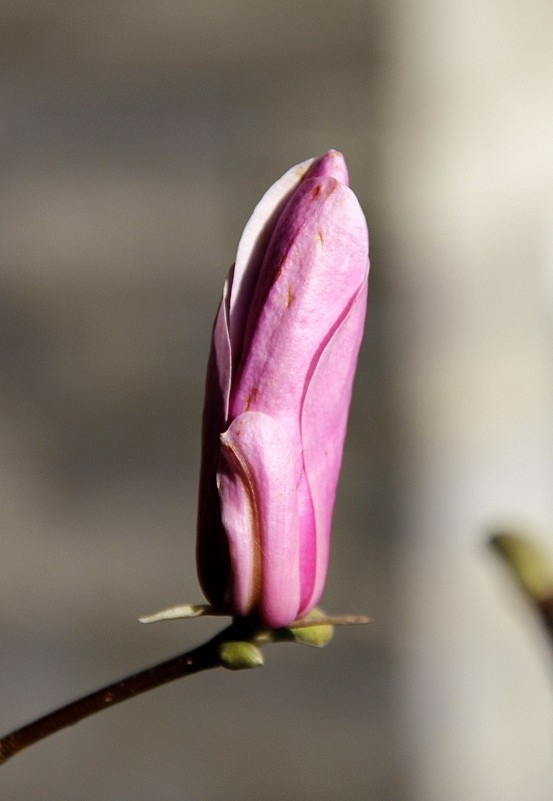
[
  {"xmin": 299, "ymin": 277, "xmax": 368, "ymax": 615},
  {"xmin": 196, "ymin": 274, "xmax": 233, "ymax": 610},
  {"xmin": 217, "ymin": 411, "xmax": 301, "ymax": 627},
  {"xmin": 228, "ymin": 150, "xmax": 349, "ymax": 362},
  {"xmin": 229, "ymin": 158, "xmax": 315, "ymax": 359},
  {"xmin": 303, "ymin": 149, "xmax": 349, "ymax": 185},
  {"xmin": 230, "ymin": 176, "xmax": 368, "ymax": 434},
  {"xmin": 229, "ymin": 174, "xmax": 368, "ymax": 616}
]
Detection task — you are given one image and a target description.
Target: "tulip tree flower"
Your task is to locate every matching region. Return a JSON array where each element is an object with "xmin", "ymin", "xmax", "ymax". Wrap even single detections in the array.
[
  {"xmin": 0, "ymin": 151, "xmax": 372, "ymax": 765},
  {"xmin": 197, "ymin": 150, "xmax": 369, "ymax": 628}
]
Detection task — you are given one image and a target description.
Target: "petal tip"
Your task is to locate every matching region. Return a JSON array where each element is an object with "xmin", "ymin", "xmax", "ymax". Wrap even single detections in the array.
[{"xmin": 306, "ymin": 150, "xmax": 349, "ymax": 186}]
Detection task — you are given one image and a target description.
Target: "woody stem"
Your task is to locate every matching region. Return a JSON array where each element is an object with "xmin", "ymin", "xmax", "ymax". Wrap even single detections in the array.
[{"xmin": 0, "ymin": 627, "xmax": 230, "ymax": 765}]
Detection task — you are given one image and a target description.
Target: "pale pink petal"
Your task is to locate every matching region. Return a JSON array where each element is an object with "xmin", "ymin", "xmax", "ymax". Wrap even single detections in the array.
[
  {"xmin": 230, "ymin": 176, "xmax": 368, "ymax": 434},
  {"xmin": 229, "ymin": 158, "xmax": 315, "ymax": 357},
  {"xmin": 299, "ymin": 277, "xmax": 368, "ymax": 614},
  {"xmin": 229, "ymin": 174, "xmax": 368, "ymax": 617},
  {"xmin": 303, "ymin": 149, "xmax": 349, "ymax": 185},
  {"xmin": 228, "ymin": 150, "xmax": 349, "ymax": 360},
  {"xmin": 218, "ymin": 411, "xmax": 301, "ymax": 627}
]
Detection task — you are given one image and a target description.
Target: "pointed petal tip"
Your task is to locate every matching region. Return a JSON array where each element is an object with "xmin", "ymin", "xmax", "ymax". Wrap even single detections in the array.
[{"xmin": 306, "ymin": 150, "xmax": 349, "ymax": 186}]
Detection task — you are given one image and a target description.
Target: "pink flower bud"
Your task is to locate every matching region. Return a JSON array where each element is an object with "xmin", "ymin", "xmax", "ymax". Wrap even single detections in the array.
[{"xmin": 197, "ymin": 151, "xmax": 369, "ymax": 628}]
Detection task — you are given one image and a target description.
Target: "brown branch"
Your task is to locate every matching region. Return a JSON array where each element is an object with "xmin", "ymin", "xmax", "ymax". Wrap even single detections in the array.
[
  {"xmin": 0, "ymin": 629, "xmax": 227, "ymax": 765},
  {"xmin": 0, "ymin": 611, "xmax": 371, "ymax": 765}
]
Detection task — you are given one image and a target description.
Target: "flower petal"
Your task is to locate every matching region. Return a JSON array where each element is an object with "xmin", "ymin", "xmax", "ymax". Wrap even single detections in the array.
[
  {"xmin": 299, "ymin": 276, "xmax": 368, "ymax": 614},
  {"xmin": 230, "ymin": 176, "xmax": 368, "ymax": 432},
  {"xmin": 229, "ymin": 158, "xmax": 315, "ymax": 359},
  {"xmin": 227, "ymin": 175, "xmax": 368, "ymax": 618},
  {"xmin": 228, "ymin": 150, "xmax": 349, "ymax": 363},
  {"xmin": 304, "ymin": 149, "xmax": 349, "ymax": 185},
  {"xmin": 196, "ymin": 273, "xmax": 233, "ymax": 610},
  {"xmin": 217, "ymin": 411, "xmax": 301, "ymax": 627}
]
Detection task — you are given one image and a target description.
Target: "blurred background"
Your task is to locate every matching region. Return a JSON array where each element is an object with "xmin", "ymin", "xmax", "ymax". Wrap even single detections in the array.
[{"xmin": 2, "ymin": 1, "xmax": 553, "ymax": 799}]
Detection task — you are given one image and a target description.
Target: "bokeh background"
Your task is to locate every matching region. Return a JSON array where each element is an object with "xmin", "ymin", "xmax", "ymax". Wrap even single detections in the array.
[{"xmin": 2, "ymin": 2, "xmax": 553, "ymax": 799}]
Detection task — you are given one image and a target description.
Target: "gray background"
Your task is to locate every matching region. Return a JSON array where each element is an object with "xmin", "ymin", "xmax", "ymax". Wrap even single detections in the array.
[{"xmin": 2, "ymin": 2, "xmax": 553, "ymax": 799}]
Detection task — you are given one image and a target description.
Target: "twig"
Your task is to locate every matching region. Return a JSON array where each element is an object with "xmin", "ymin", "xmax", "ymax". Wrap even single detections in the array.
[
  {"xmin": 0, "ymin": 612, "xmax": 371, "ymax": 765},
  {"xmin": 490, "ymin": 532, "xmax": 553, "ymax": 645},
  {"xmin": 0, "ymin": 628, "xmax": 227, "ymax": 765}
]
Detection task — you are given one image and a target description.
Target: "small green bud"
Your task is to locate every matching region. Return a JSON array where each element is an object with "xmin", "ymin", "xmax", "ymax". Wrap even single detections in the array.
[
  {"xmin": 289, "ymin": 622, "xmax": 334, "ymax": 647},
  {"xmin": 218, "ymin": 641, "xmax": 264, "ymax": 670},
  {"xmin": 287, "ymin": 609, "xmax": 334, "ymax": 647}
]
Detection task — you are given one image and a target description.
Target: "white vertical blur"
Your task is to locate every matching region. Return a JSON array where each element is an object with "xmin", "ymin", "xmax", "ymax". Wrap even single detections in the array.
[{"xmin": 389, "ymin": 1, "xmax": 553, "ymax": 799}]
